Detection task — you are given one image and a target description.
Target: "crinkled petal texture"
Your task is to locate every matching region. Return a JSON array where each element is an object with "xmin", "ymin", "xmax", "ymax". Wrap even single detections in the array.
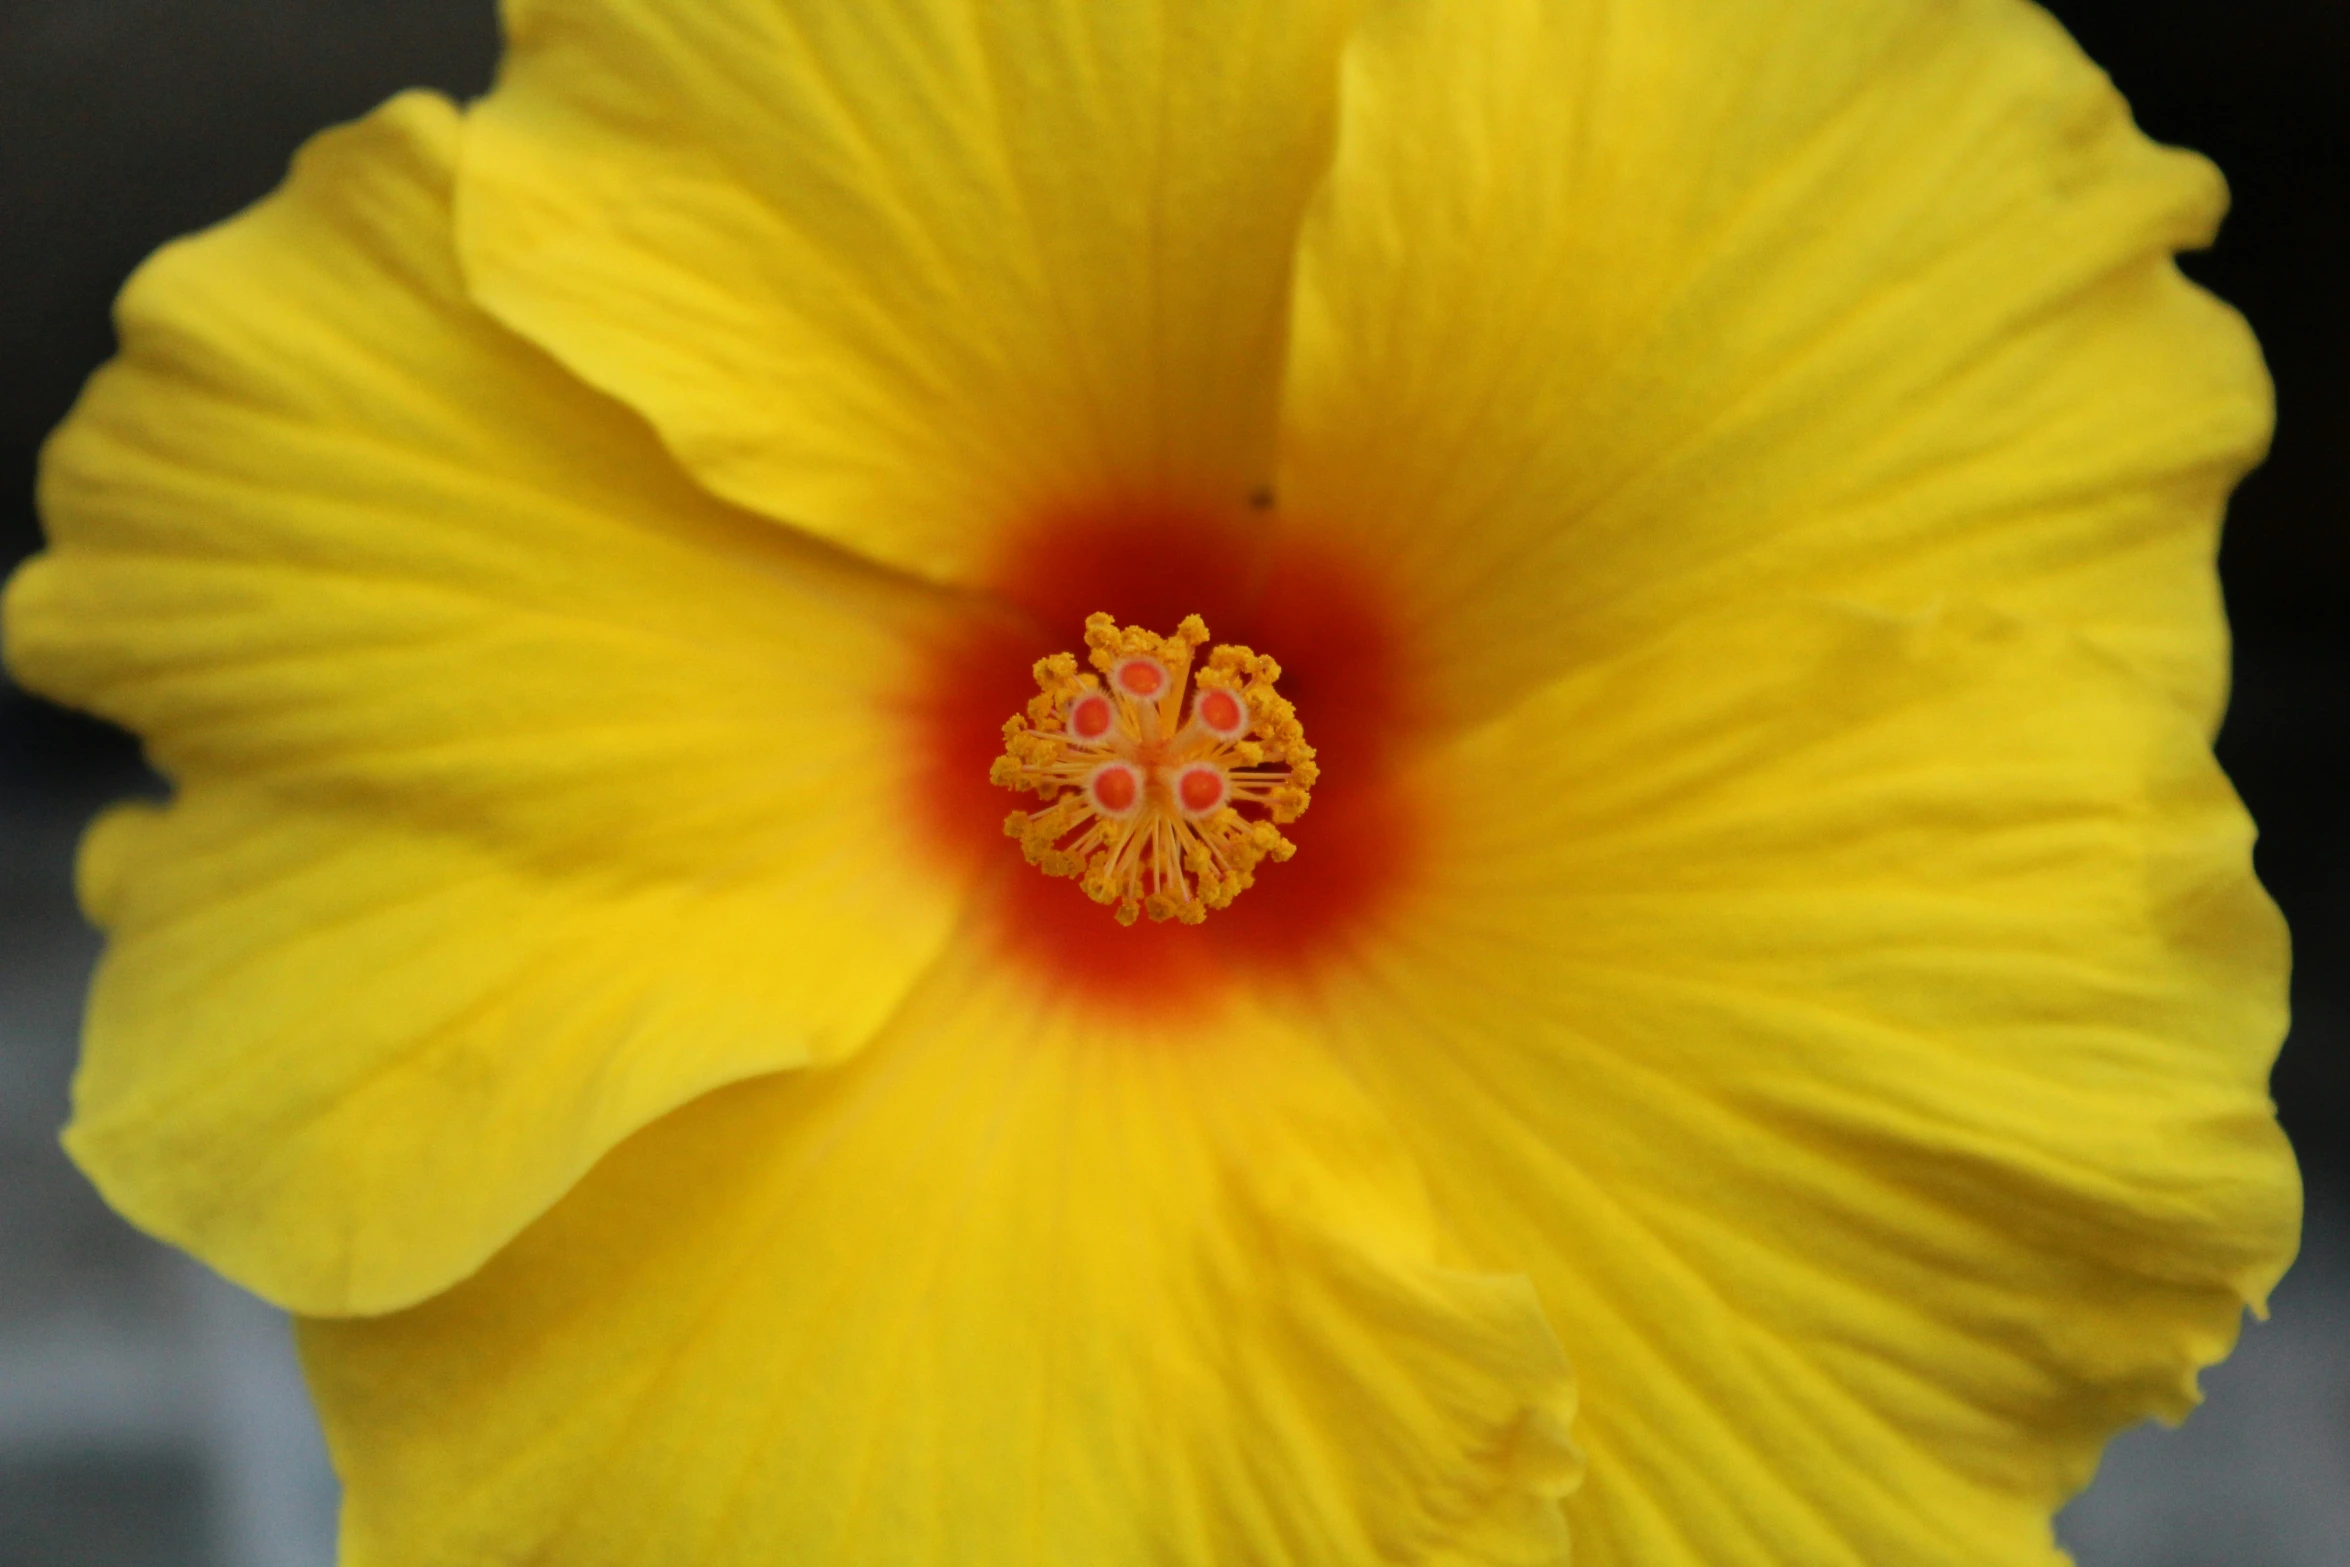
[
  {"xmin": 1, "ymin": 92, "xmax": 971, "ymax": 1316},
  {"xmin": 1309, "ymin": 603, "xmax": 2297, "ymax": 1566},
  {"xmin": 1283, "ymin": 0, "xmax": 2270, "ymax": 728},
  {"xmin": 301, "ymin": 942, "xmax": 1583, "ymax": 1567},
  {"xmin": 460, "ymin": 0, "xmax": 1357, "ymax": 579},
  {"xmin": 295, "ymin": 600, "xmax": 2295, "ymax": 1567}
]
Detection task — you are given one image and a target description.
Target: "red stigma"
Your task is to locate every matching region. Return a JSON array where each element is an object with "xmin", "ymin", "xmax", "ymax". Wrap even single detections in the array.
[
  {"xmin": 1091, "ymin": 763, "xmax": 1140, "ymax": 813},
  {"xmin": 1115, "ymin": 659, "xmax": 1167, "ymax": 698},
  {"xmin": 1178, "ymin": 766, "xmax": 1226, "ymax": 814},
  {"xmin": 1070, "ymin": 692, "xmax": 1114, "ymax": 739},
  {"xmin": 1198, "ymin": 688, "xmax": 1244, "ymax": 733}
]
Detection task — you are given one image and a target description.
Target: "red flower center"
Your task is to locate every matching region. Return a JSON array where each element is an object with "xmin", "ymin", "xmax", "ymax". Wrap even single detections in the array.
[{"xmin": 906, "ymin": 504, "xmax": 1427, "ymax": 1016}]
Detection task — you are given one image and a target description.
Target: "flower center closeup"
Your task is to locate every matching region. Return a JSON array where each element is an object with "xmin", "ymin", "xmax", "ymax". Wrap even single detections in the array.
[
  {"xmin": 906, "ymin": 507, "xmax": 1423, "ymax": 1013},
  {"xmin": 991, "ymin": 613, "xmax": 1318, "ymax": 926}
]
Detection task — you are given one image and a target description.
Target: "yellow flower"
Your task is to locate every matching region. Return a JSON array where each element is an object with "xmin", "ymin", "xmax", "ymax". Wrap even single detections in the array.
[{"xmin": 0, "ymin": 0, "xmax": 2301, "ymax": 1562}]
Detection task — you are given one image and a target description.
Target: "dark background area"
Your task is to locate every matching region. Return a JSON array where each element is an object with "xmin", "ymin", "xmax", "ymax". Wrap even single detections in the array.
[{"xmin": 0, "ymin": 2, "xmax": 2342, "ymax": 1563}]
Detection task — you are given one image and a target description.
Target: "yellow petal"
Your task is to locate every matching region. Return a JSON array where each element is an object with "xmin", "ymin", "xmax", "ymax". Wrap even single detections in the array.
[
  {"xmin": 301, "ymin": 937, "xmax": 1582, "ymax": 1567},
  {"xmin": 3, "ymin": 92, "xmax": 970, "ymax": 1315},
  {"xmin": 459, "ymin": 0, "xmax": 1356, "ymax": 581},
  {"xmin": 1309, "ymin": 602, "xmax": 2297, "ymax": 1566},
  {"xmin": 1284, "ymin": 0, "xmax": 2269, "ymax": 730}
]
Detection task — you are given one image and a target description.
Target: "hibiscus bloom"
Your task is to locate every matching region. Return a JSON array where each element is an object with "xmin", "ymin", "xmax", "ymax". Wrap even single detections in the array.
[{"xmin": 2, "ymin": 0, "xmax": 2301, "ymax": 1561}]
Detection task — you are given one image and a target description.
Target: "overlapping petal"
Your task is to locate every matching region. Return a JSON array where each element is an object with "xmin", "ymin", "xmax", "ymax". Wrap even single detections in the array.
[
  {"xmin": 459, "ymin": 0, "xmax": 1358, "ymax": 581},
  {"xmin": 1282, "ymin": 0, "xmax": 2269, "ymax": 729},
  {"xmin": 300, "ymin": 934, "xmax": 1581, "ymax": 1567},
  {"xmin": 4, "ymin": 2, "xmax": 2295, "ymax": 1562},
  {"xmin": 1302, "ymin": 602, "xmax": 2298, "ymax": 1565},
  {"xmin": 3, "ymin": 92, "xmax": 972, "ymax": 1315}
]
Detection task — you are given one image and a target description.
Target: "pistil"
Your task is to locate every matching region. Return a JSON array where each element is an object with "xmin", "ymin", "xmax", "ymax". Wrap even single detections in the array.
[{"xmin": 991, "ymin": 613, "xmax": 1318, "ymax": 925}]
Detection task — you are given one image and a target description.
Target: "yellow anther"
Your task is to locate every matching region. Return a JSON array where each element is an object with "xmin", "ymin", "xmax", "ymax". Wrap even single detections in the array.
[{"xmin": 995, "ymin": 614, "xmax": 1316, "ymax": 925}]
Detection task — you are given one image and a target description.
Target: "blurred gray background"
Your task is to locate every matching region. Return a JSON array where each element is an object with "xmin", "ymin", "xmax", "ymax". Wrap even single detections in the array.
[{"xmin": 3, "ymin": 1, "xmax": 2344, "ymax": 1562}]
